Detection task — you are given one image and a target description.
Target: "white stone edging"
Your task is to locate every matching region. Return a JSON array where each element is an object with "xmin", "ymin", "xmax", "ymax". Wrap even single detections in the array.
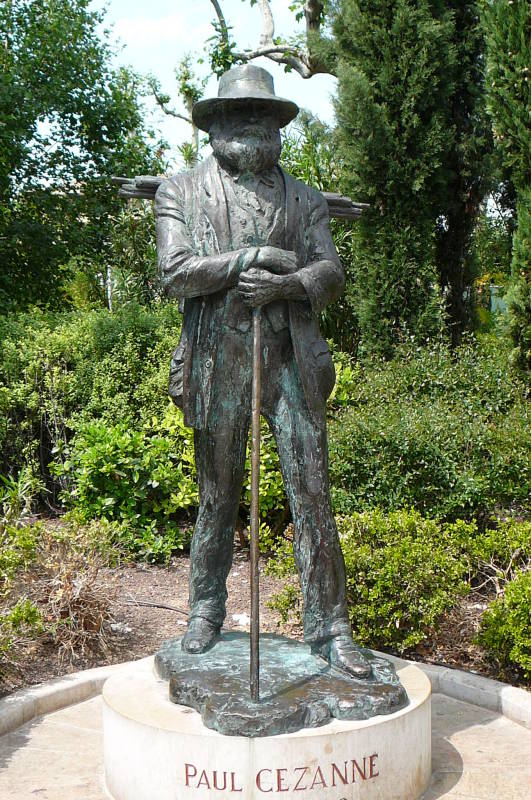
[
  {"xmin": 374, "ymin": 650, "xmax": 531, "ymax": 730},
  {"xmin": 1, "ymin": 652, "xmax": 529, "ymax": 737},
  {"xmin": 0, "ymin": 657, "xmax": 152, "ymax": 737}
]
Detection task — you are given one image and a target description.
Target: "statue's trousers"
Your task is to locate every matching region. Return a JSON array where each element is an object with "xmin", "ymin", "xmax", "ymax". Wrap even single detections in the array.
[{"xmin": 188, "ymin": 321, "xmax": 352, "ymax": 644}]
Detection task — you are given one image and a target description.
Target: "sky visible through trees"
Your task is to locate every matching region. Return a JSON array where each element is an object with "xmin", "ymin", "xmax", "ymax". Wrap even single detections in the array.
[{"xmin": 89, "ymin": 0, "xmax": 338, "ymax": 166}]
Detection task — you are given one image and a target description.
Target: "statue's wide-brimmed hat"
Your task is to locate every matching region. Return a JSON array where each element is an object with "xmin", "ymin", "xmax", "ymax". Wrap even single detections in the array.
[{"xmin": 192, "ymin": 65, "xmax": 299, "ymax": 132}]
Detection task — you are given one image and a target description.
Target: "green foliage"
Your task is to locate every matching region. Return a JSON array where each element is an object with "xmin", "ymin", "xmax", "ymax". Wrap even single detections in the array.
[
  {"xmin": 207, "ymin": 21, "xmax": 238, "ymax": 77},
  {"xmin": 53, "ymin": 411, "xmax": 288, "ymax": 555},
  {"xmin": 328, "ymin": 336, "xmax": 530, "ymax": 521},
  {"xmin": 0, "ymin": 598, "xmax": 43, "ymax": 656},
  {"xmin": 460, "ymin": 518, "xmax": 531, "ymax": 572},
  {"xmin": 109, "ymin": 202, "xmax": 162, "ymax": 308},
  {"xmin": 505, "ymin": 189, "xmax": 531, "ymax": 373},
  {"xmin": 267, "ymin": 509, "xmax": 473, "ymax": 651},
  {"xmin": 483, "ymin": 1, "xmax": 531, "ymax": 373},
  {"xmin": 0, "ymin": 0, "xmax": 165, "ymax": 314},
  {"xmin": 332, "ymin": 1, "xmax": 493, "ymax": 352},
  {"xmin": 434, "ymin": 1, "xmax": 493, "ymax": 344},
  {"xmin": 0, "ymin": 465, "xmax": 43, "ymax": 530},
  {"xmin": 472, "ymin": 202, "xmax": 513, "ymax": 330},
  {"xmin": 338, "ymin": 510, "xmax": 469, "ymax": 651},
  {"xmin": 479, "ymin": 570, "xmax": 531, "ymax": 679},
  {"xmin": 1, "ymin": 308, "xmax": 528, "ymax": 552},
  {"xmin": 332, "ymin": 0, "xmax": 457, "ymax": 353},
  {"xmin": 328, "ymin": 349, "xmax": 358, "ymax": 408},
  {"xmin": 482, "ymin": 0, "xmax": 530, "ymax": 192},
  {"xmin": 267, "ymin": 583, "xmax": 301, "ymax": 626},
  {"xmin": 267, "ymin": 511, "xmax": 530, "ymax": 654},
  {"xmin": 52, "ymin": 408, "xmax": 196, "ymax": 560},
  {"xmin": 0, "ymin": 304, "xmax": 183, "ymax": 492},
  {"xmin": 0, "ymin": 523, "xmax": 39, "ymax": 586}
]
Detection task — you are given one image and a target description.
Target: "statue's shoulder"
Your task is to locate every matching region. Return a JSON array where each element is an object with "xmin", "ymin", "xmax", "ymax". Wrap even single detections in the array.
[
  {"xmin": 280, "ymin": 168, "xmax": 327, "ymax": 211},
  {"xmin": 168, "ymin": 156, "xmax": 216, "ymax": 184},
  {"xmin": 155, "ymin": 158, "xmax": 215, "ymax": 208}
]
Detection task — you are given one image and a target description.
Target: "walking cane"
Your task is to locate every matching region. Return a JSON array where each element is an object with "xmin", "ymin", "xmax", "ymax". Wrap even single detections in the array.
[{"xmin": 250, "ymin": 306, "xmax": 261, "ymax": 702}]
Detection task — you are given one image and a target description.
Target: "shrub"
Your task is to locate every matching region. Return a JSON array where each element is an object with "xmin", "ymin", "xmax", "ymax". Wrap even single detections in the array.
[
  {"xmin": 52, "ymin": 406, "xmax": 196, "ymax": 559},
  {"xmin": 53, "ymin": 412, "xmax": 289, "ymax": 556},
  {"xmin": 0, "ymin": 519, "xmax": 121, "ymax": 672},
  {"xmin": 328, "ymin": 336, "xmax": 530, "ymax": 522},
  {"xmin": 0, "ymin": 524, "xmax": 39, "ymax": 586},
  {"xmin": 0, "ymin": 598, "xmax": 43, "ymax": 657},
  {"xmin": 338, "ymin": 510, "xmax": 469, "ymax": 652},
  {"xmin": 463, "ymin": 518, "xmax": 531, "ymax": 582},
  {"xmin": 478, "ymin": 570, "xmax": 531, "ymax": 680},
  {"xmin": 267, "ymin": 509, "xmax": 470, "ymax": 652},
  {"xmin": 0, "ymin": 304, "xmax": 182, "ymax": 496}
]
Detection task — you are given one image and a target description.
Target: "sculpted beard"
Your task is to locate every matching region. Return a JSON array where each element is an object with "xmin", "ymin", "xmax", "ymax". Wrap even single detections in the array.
[{"xmin": 210, "ymin": 120, "xmax": 282, "ymax": 174}]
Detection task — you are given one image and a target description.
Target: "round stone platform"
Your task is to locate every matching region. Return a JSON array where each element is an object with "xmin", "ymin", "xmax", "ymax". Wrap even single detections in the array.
[{"xmin": 102, "ymin": 657, "xmax": 431, "ymax": 800}]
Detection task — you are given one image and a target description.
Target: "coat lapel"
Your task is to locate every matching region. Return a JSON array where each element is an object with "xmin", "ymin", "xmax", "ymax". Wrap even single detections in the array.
[
  {"xmin": 280, "ymin": 168, "xmax": 303, "ymax": 254},
  {"xmin": 200, "ymin": 158, "xmax": 233, "ymax": 253}
]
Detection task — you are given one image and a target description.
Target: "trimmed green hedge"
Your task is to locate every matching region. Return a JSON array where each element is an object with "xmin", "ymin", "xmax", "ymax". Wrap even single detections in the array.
[
  {"xmin": 268, "ymin": 511, "xmax": 530, "ymax": 655},
  {"xmin": 328, "ymin": 336, "xmax": 530, "ymax": 522}
]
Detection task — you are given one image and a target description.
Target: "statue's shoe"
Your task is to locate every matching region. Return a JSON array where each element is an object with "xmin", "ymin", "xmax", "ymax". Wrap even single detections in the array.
[
  {"xmin": 181, "ymin": 617, "xmax": 220, "ymax": 654},
  {"xmin": 314, "ymin": 635, "xmax": 372, "ymax": 679}
]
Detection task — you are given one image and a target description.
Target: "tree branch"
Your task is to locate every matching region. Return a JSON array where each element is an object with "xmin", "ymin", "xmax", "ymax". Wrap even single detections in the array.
[
  {"xmin": 227, "ymin": 0, "xmax": 313, "ymax": 78},
  {"xmin": 209, "ymin": 0, "xmax": 230, "ymax": 42},
  {"xmin": 149, "ymin": 81, "xmax": 192, "ymax": 124},
  {"xmin": 237, "ymin": 0, "xmax": 330, "ymax": 78},
  {"xmin": 257, "ymin": 0, "xmax": 275, "ymax": 45},
  {"xmin": 206, "ymin": 0, "xmax": 333, "ymax": 80},
  {"xmin": 304, "ymin": 0, "xmax": 324, "ymax": 34},
  {"xmin": 235, "ymin": 47, "xmax": 313, "ymax": 79}
]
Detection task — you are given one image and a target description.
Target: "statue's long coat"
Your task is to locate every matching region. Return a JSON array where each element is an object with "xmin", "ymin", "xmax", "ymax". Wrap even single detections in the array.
[{"xmin": 155, "ymin": 156, "xmax": 345, "ymax": 429}]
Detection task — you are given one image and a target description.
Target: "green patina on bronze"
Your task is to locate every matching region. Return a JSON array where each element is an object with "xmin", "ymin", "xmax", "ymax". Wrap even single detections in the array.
[
  {"xmin": 155, "ymin": 633, "xmax": 408, "ymax": 738},
  {"xmin": 154, "ymin": 65, "xmax": 409, "ymax": 727}
]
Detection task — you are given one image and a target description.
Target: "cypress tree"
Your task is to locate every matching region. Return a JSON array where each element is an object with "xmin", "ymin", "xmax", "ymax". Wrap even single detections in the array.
[
  {"xmin": 331, "ymin": 1, "xmax": 494, "ymax": 353},
  {"xmin": 482, "ymin": 0, "xmax": 531, "ymax": 372},
  {"xmin": 435, "ymin": 1, "xmax": 493, "ymax": 346},
  {"xmin": 332, "ymin": 0, "xmax": 456, "ymax": 355}
]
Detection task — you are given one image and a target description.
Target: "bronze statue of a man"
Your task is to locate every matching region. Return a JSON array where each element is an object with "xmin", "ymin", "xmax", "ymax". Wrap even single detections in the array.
[{"xmin": 155, "ymin": 65, "xmax": 370, "ymax": 679}]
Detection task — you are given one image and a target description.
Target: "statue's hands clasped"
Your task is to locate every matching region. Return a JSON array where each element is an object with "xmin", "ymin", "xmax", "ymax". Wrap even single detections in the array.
[
  {"xmin": 253, "ymin": 247, "xmax": 299, "ymax": 275},
  {"xmin": 237, "ymin": 268, "xmax": 306, "ymax": 307},
  {"xmin": 237, "ymin": 246, "xmax": 304, "ymax": 307}
]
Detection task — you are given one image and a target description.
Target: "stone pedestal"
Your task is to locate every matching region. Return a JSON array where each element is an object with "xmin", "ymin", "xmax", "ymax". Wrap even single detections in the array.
[{"xmin": 103, "ymin": 658, "xmax": 431, "ymax": 800}]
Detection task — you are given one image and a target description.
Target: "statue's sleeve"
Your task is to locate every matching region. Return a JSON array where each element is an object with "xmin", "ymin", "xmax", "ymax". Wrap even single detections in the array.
[
  {"xmin": 295, "ymin": 190, "xmax": 345, "ymax": 314},
  {"xmin": 155, "ymin": 177, "xmax": 255, "ymax": 298}
]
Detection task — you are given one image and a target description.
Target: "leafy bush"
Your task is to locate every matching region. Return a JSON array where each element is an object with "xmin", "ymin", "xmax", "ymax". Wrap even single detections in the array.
[
  {"xmin": 0, "ymin": 598, "xmax": 43, "ymax": 657},
  {"xmin": 0, "ymin": 304, "xmax": 182, "ymax": 496},
  {"xmin": 0, "ymin": 524, "xmax": 39, "ymax": 585},
  {"xmin": 462, "ymin": 518, "xmax": 531, "ymax": 578},
  {"xmin": 0, "ymin": 465, "xmax": 44, "ymax": 530},
  {"xmin": 338, "ymin": 510, "xmax": 470, "ymax": 652},
  {"xmin": 478, "ymin": 570, "xmax": 531, "ymax": 679},
  {"xmin": 267, "ymin": 509, "xmax": 471, "ymax": 653},
  {"xmin": 52, "ymin": 407, "xmax": 196, "ymax": 560},
  {"xmin": 329, "ymin": 336, "xmax": 530, "ymax": 522}
]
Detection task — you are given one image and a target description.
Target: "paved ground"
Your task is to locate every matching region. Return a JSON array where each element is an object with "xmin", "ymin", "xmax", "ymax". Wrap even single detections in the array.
[{"xmin": 0, "ymin": 692, "xmax": 530, "ymax": 799}]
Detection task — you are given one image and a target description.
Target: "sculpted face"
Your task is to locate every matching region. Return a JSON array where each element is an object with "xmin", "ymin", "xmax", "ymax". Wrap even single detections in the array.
[{"xmin": 209, "ymin": 108, "xmax": 282, "ymax": 174}]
